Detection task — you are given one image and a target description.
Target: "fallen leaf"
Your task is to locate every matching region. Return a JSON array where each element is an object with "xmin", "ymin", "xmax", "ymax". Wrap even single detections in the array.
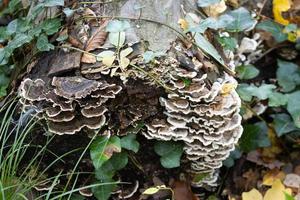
[
  {"xmin": 172, "ymin": 181, "xmax": 199, "ymax": 200},
  {"xmin": 178, "ymin": 18, "xmax": 189, "ymax": 31},
  {"xmin": 81, "ymin": 21, "xmax": 108, "ymax": 64},
  {"xmin": 81, "ymin": 53, "xmax": 96, "ymax": 64},
  {"xmin": 102, "ymin": 55, "xmax": 116, "ymax": 67},
  {"xmin": 85, "ymin": 21, "xmax": 108, "ymax": 52},
  {"xmin": 284, "ymin": 173, "xmax": 300, "ymax": 188},
  {"xmin": 273, "ymin": 0, "xmax": 292, "ymax": 25},
  {"xmin": 264, "ymin": 179, "xmax": 292, "ymax": 200},
  {"xmin": 262, "ymin": 168, "xmax": 286, "ymax": 186},
  {"xmin": 242, "ymin": 188, "xmax": 263, "ymax": 200},
  {"xmin": 204, "ymin": 0, "xmax": 227, "ymax": 17}
]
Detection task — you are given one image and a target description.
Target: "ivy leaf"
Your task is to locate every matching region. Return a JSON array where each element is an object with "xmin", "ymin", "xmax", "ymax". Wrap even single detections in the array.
[
  {"xmin": 108, "ymin": 32, "xmax": 125, "ymax": 47},
  {"xmin": 216, "ymin": 35, "xmax": 237, "ymax": 51},
  {"xmin": 106, "ymin": 20, "xmax": 130, "ymax": 33},
  {"xmin": 95, "ymin": 152, "xmax": 128, "ymax": 180},
  {"xmin": 271, "ymin": 114, "xmax": 299, "ymax": 137},
  {"xmin": 197, "ymin": 0, "xmax": 220, "ymax": 7},
  {"xmin": 225, "ymin": 7, "xmax": 256, "ymax": 32},
  {"xmin": 268, "ymin": 92, "xmax": 288, "ymax": 107},
  {"xmin": 256, "ymin": 20, "xmax": 288, "ymax": 42},
  {"xmin": 154, "ymin": 141, "xmax": 184, "ymax": 168},
  {"xmin": 41, "ymin": 18, "xmax": 61, "ymax": 35},
  {"xmin": 7, "ymin": 33, "xmax": 33, "ymax": 49},
  {"xmin": 287, "ymin": 91, "xmax": 300, "ymax": 128},
  {"xmin": 90, "ymin": 135, "xmax": 121, "ymax": 169},
  {"xmin": 247, "ymin": 84, "xmax": 276, "ymax": 100},
  {"xmin": 242, "ymin": 188, "xmax": 263, "ymax": 200},
  {"xmin": 120, "ymin": 134, "xmax": 140, "ymax": 153},
  {"xmin": 276, "ymin": 59, "xmax": 300, "ymax": 92},
  {"xmin": 185, "ymin": 14, "xmax": 225, "ymax": 66},
  {"xmin": 36, "ymin": 34, "xmax": 54, "ymax": 52},
  {"xmin": 92, "ymin": 179, "xmax": 116, "ymax": 200},
  {"xmin": 236, "ymin": 83, "xmax": 253, "ymax": 101},
  {"xmin": 223, "ymin": 149, "xmax": 242, "ymax": 168},
  {"xmin": 239, "ymin": 122, "xmax": 271, "ymax": 152},
  {"xmin": 236, "ymin": 64, "xmax": 259, "ymax": 80}
]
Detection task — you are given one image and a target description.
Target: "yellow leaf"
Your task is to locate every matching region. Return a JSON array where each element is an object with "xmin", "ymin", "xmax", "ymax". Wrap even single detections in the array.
[
  {"xmin": 221, "ymin": 83, "xmax": 237, "ymax": 95},
  {"xmin": 142, "ymin": 187, "xmax": 160, "ymax": 195},
  {"xmin": 204, "ymin": 0, "xmax": 227, "ymax": 17},
  {"xmin": 264, "ymin": 179, "xmax": 292, "ymax": 200},
  {"xmin": 262, "ymin": 169, "xmax": 286, "ymax": 186},
  {"xmin": 178, "ymin": 18, "xmax": 189, "ymax": 31},
  {"xmin": 273, "ymin": 0, "xmax": 291, "ymax": 25},
  {"xmin": 242, "ymin": 188, "xmax": 263, "ymax": 200},
  {"xmin": 102, "ymin": 55, "xmax": 116, "ymax": 67}
]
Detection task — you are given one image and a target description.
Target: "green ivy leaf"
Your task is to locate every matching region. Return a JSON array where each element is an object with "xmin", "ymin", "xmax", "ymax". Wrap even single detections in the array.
[
  {"xmin": 276, "ymin": 59, "xmax": 300, "ymax": 92},
  {"xmin": 90, "ymin": 135, "xmax": 121, "ymax": 169},
  {"xmin": 6, "ymin": 33, "xmax": 33, "ymax": 49},
  {"xmin": 237, "ymin": 83, "xmax": 253, "ymax": 101},
  {"xmin": 121, "ymin": 134, "xmax": 140, "ymax": 153},
  {"xmin": 197, "ymin": 0, "xmax": 220, "ymax": 7},
  {"xmin": 236, "ymin": 64, "xmax": 259, "ymax": 80},
  {"xmin": 154, "ymin": 141, "xmax": 184, "ymax": 168},
  {"xmin": 268, "ymin": 92, "xmax": 288, "ymax": 107},
  {"xmin": 36, "ymin": 34, "xmax": 54, "ymax": 52},
  {"xmin": 216, "ymin": 35, "xmax": 237, "ymax": 51},
  {"xmin": 239, "ymin": 122, "xmax": 271, "ymax": 152},
  {"xmin": 287, "ymin": 91, "xmax": 300, "ymax": 128},
  {"xmin": 186, "ymin": 14, "xmax": 225, "ymax": 66},
  {"xmin": 95, "ymin": 152, "xmax": 128, "ymax": 180},
  {"xmin": 247, "ymin": 84, "xmax": 277, "ymax": 100},
  {"xmin": 225, "ymin": 7, "xmax": 256, "ymax": 32},
  {"xmin": 256, "ymin": 20, "xmax": 288, "ymax": 42},
  {"xmin": 41, "ymin": 18, "xmax": 61, "ymax": 35},
  {"xmin": 271, "ymin": 113, "xmax": 299, "ymax": 137},
  {"xmin": 223, "ymin": 149, "xmax": 242, "ymax": 168},
  {"xmin": 92, "ymin": 179, "xmax": 116, "ymax": 200}
]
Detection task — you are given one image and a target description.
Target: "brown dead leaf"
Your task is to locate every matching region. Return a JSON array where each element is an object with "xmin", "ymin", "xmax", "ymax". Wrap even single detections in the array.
[
  {"xmin": 68, "ymin": 34, "xmax": 84, "ymax": 49},
  {"xmin": 81, "ymin": 53, "xmax": 96, "ymax": 64},
  {"xmin": 85, "ymin": 20, "xmax": 108, "ymax": 52},
  {"xmin": 171, "ymin": 181, "xmax": 199, "ymax": 200},
  {"xmin": 242, "ymin": 169, "xmax": 260, "ymax": 191},
  {"xmin": 81, "ymin": 20, "xmax": 109, "ymax": 64}
]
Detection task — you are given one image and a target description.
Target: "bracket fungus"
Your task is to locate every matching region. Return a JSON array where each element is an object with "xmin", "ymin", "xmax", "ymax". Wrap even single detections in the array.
[
  {"xmin": 19, "ymin": 75, "xmax": 122, "ymax": 135},
  {"xmin": 142, "ymin": 58, "xmax": 243, "ymax": 187}
]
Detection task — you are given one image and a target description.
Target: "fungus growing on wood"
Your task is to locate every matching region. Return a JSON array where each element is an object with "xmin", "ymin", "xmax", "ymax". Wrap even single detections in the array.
[
  {"xmin": 143, "ymin": 60, "xmax": 243, "ymax": 187},
  {"xmin": 19, "ymin": 76, "xmax": 122, "ymax": 135}
]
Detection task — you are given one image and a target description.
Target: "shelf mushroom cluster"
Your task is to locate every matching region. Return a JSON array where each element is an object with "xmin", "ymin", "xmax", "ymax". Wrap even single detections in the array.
[
  {"xmin": 143, "ymin": 60, "xmax": 243, "ymax": 186},
  {"xmin": 19, "ymin": 76, "xmax": 122, "ymax": 135}
]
